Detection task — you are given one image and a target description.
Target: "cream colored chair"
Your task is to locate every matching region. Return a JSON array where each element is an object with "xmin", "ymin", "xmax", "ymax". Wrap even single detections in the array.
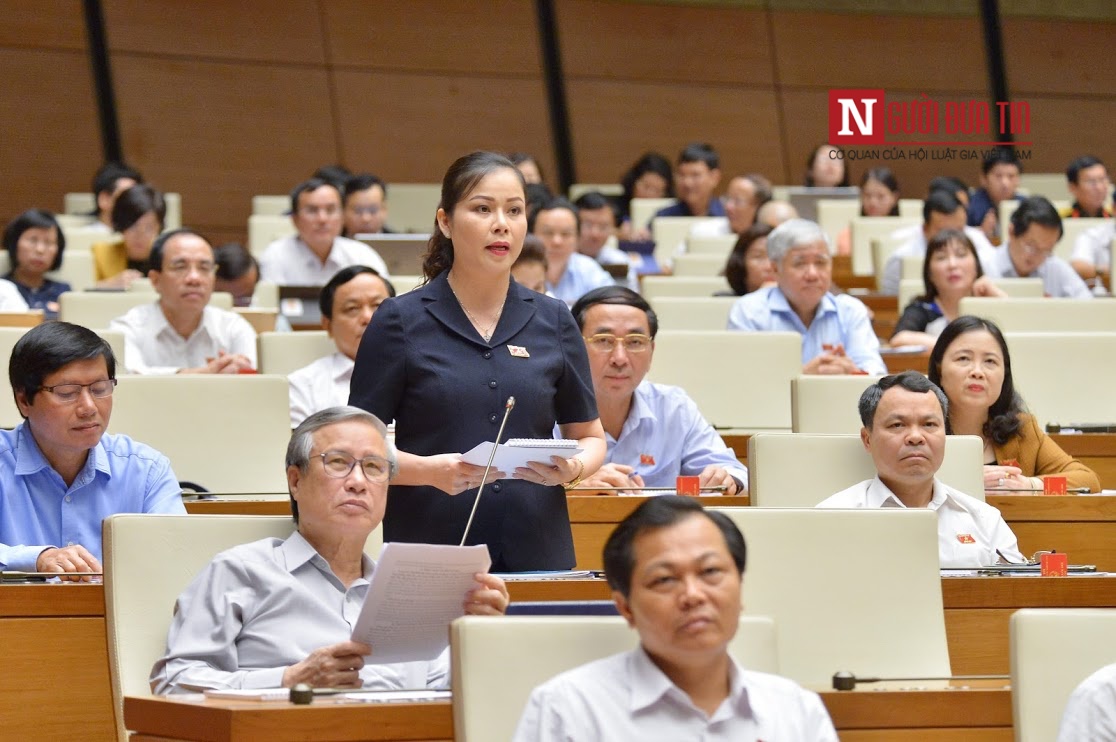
[
  {"xmin": 1002, "ymin": 332, "xmax": 1116, "ymax": 429},
  {"xmin": 1011, "ymin": 608, "xmax": 1116, "ymax": 742},
  {"xmin": 66, "ymin": 192, "xmax": 182, "ymax": 230},
  {"xmin": 897, "ymin": 278, "xmax": 1046, "ymax": 309},
  {"xmin": 715, "ymin": 507, "xmax": 948, "ymax": 686},
  {"xmin": 747, "ymin": 433, "xmax": 985, "ymax": 504},
  {"xmin": 816, "ymin": 198, "xmax": 859, "ymax": 245},
  {"xmin": 899, "ymin": 254, "xmax": 922, "ymax": 281},
  {"xmin": 248, "ymin": 214, "xmax": 296, "ymax": 256},
  {"xmin": 1018, "ymin": 173, "xmax": 1072, "ymax": 202},
  {"xmin": 898, "ymin": 198, "xmax": 924, "ymax": 218},
  {"xmin": 94, "ymin": 329, "xmax": 126, "ymax": 370},
  {"xmin": 0, "ymin": 327, "xmax": 29, "ymax": 427},
  {"xmin": 651, "ymin": 216, "xmax": 725, "ymax": 266},
  {"xmin": 672, "ymin": 253, "xmax": 726, "ymax": 277},
  {"xmin": 959, "ymin": 297, "xmax": 1116, "ymax": 332},
  {"xmin": 646, "ymin": 331, "xmax": 801, "ymax": 432},
  {"xmin": 1057, "ymin": 217, "xmax": 1110, "ymax": 262},
  {"xmin": 451, "ymin": 614, "xmax": 777, "ymax": 742},
  {"xmin": 258, "ymin": 330, "xmax": 337, "ymax": 375},
  {"xmin": 629, "ymin": 197, "xmax": 675, "ymax": 233},
  {"xmin": 567, "ymin": 183, "xmax": 622, "ymax": 201},
  {"xmin": 852, "ymin": 216, "xmax": 918, "ymax": 275},
  {"xmin": 648, "ymin": 296, "xmax": 736, "ymax": 331},
  {"xmin": 59, "ymin": 291, "xmax": 234, "ymax": 330},
  {"xmin": 791, "ymin": 375, "xmax": 884, "ymax": 434},
  {"xmin": 871, "ymin": 230, "xmax": 920, "ymax": 289},
  {"xmin": 386, "ymin": 183, "xmax": 441, "ymax": 233},
  {"xmin": 687, "ymin": 234, "xmax": 736, "ymax": 256},
  {"xmin": 251, "ymin": 194, "xmax": 289, "ymax": 216},
  {"xmin": 641, "ymin": 276, "xmax": 731, "ymax": 300},
  {"xmin": 125, "ymin": 277, "xmax": 154, "ymax": 292},
  {"xmin": 108, "ymin": 375, "xmax": 291, "ymax": 493},
  {"xmin": 234, "ymin": 308, "xmax": 278, "ymax": 334},
  {"xmin": 390, "ymin": 274, "xmax": 425, "ymax": 295},
  {"xmin": 252, "ymin": 279, "xmax": 280, "ymax": 309},
  {"xmin": 102, "ymin": 513, "xmax": 384, "ymax": 742}
]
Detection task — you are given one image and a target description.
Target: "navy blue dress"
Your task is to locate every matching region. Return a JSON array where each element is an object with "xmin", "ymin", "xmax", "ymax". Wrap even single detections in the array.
[{"xmin": 349, "ymin": 272, "xmax": 598, "ymax": 571}]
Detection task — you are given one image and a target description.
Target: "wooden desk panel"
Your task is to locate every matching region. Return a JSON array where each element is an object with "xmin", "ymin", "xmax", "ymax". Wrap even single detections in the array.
[
  {"xmin": 820, "ymin": 682, "xmax": 1011, "ymax": 741},
  {"xmin": 991, "ymin": 495, "xmax": 1116, "ymax": 572},
  {"xmin": 882, "ymin": 350, "xmax": 931, "ymax": 374},
  {"xmin": 1051, "ymin": 433, "xmax": 1116, "ymax": 490}
]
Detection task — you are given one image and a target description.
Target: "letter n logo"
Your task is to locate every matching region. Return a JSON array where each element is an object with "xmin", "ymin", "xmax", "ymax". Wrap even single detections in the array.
[{"xmin": 829, "ymin": 89, "xmax": 884, "ymax": 145}]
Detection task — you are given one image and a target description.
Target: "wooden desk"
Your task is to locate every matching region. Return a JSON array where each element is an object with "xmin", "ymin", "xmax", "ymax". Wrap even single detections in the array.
[
  {"xmin": 991, "ymin": 495, "xmax": 1116, "ymax": 572},
  {"xmin": 1051, "ymin": 433, "xmax": 1116, "ymax": 490},
  {"xmin": 882, "ymin": 349, "xmax": 931, "ymax": 374},
  {"xmin": 0, "ymin": 583, "xmax": 116, "ymax": 741},
  {"xmin": 124, "ymin": 683, "xmax": 1012, "ymax": 741}
]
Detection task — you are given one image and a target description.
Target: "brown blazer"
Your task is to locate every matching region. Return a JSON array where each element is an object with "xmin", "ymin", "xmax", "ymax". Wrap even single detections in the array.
[{"xmin": 993, "ymin": 413, "xmax": 1101, "ymax": 492}]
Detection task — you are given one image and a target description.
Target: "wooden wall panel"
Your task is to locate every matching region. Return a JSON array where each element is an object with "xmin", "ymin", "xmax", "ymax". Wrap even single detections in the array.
[
  {"xmin": 323, "ymin": 0, "xmax": 541, "ymax": 75},
  {"xmin": 1003, "ymin": 18, "xmax": 1114, "ymax": 97},
  {"xmin": 102, "ymin": 0, "xmax": 325, "ymax": 64},
  {"xmin": 0, "ymin": 48, "xmax": 101, "ymax": 221},
  {"xmin": 1016, "ymin": 97, "xmax": 1114, "ymax": 174},
  {"xmin": 0, "ymin": 0, "xmax": 87, "ymax": 50},
  {"xmin": 566, "ymin": 79, "xmax": 784, "ymax": 185},
  {"xmin": 112, "ymin": 56, "xmax": 337, "ymax": 233},
  {"xmin": 771, "ymin": 11, "xmax": 986, "ymax": 93},
  {"xmin": 557, "ymin": 0, "xmax": 773, "ymax": 85},
  {"xmin": 332, "ymin": 70, "xmax": 554, "ymax": 184}
]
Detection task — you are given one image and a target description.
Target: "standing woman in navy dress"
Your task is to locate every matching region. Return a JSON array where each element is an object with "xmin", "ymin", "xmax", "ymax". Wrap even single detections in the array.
[{"xmin": 349, "ymin": 152, "xmax": 606, "ymax": 571}]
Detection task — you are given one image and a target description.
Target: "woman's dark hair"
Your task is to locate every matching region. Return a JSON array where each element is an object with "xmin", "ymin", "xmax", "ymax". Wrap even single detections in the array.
[
  {"xmin": 860, "ymin": 167, "xmax": 900, "ymax": 216},
  {"xmin": 619, "ymin": 152, "xmax": 675, "ymax": 218},
  {"xmin": 918, "ymin": 229, "xmax": 982, "ymax": 302},
  {"xmin": 4, "ymin": 209, "xmax": 66, "ymax": 272},
  {"xmin": 804, "ymin": 144, "xmax": 849, "ymax": 187},
  {"xmin": 927, "ymin": 315, "xmax": 1024, "ymax": 445},
  {"xmin": 508, "ymin": 152, "xmax": 544, "ymax": 182},
  {"xmin": 421, "ymin": 151, "xmax": 525, "ymax": 281},
  {"xmin": 111, "ymin": 184, "xmax": 166, "ymax": 233},
  {"xmin": 723, "ymin": 223, "xmax": 773, "ymax": 296}
]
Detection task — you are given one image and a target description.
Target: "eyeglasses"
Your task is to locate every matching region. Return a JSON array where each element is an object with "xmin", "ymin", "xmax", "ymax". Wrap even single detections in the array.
[
  {"xmin": 298, "ymin": 205, "xmax": 340, "ymax": 218},
  {"xmin": 39, "ymin": 379, "xmax": 117, "ymax": 402},
  {"xmin": 584, "ymin": 333, "xmax": 652, "ymax": 353},
  {"xmin": 347, "ymin": 206, "xmax": 382, "ymax": 217},
  {"xmin": 164, "ymin": 260, "xmax": 218, "ymax": 276},
  {"xmin": 315, "ymin": 450, "xmax": 391, "ymax": 481},
  {"xmin": 1018, "ymin": 241, "xmax": 1055, "ymax": 259}
]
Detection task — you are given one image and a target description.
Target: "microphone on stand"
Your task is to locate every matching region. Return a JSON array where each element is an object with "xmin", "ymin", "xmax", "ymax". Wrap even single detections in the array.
[
  {"xmin": 832, "ymin": 670, "xmax": 1008, "ymax": 691},
  {"xmin": 459, "ymin": 396, "xmax": 515, "ymax": 547}
]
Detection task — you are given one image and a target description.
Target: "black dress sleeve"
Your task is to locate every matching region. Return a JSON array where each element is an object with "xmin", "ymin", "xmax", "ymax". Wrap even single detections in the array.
[{"xmin": 891, "ymin": 301, "xmax": 939, "ymax": 338}]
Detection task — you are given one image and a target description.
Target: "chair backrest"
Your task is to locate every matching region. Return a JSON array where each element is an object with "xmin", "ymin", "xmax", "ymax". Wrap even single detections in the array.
[
  {"xmin": 1011, "ymin": 608, "xmax": 1116, "ymax": 742},
  {"xmin": 791, "ymin": 375, "xmax": 883, "ymax": 433},
  {"xmin": 126, "ymin": 278, "xmax": 155, "ymax": 293},
  {"xmin": 251, "ymin": 194, "xmax": 289, "ymax": 216},
  {"xmin": 102, "ymin": 513, "xmax": 384, "ymax": 741},
  {"xmin": 108, "ymin": 375, "xmax": 291, "ymax": 492},
  {"xmin": 49, "ymin": 248, "xmax": 96, "ymax": 291},
  {"xmin": 235, "ymin": 308, "xmax": 278, "ymax": 334},
  {"xmin": 651, "ymin": 216, "xmax": 724, "ymax": 266},
  {"xmin": 871, "ymin": 231, "xmax": 920, "ymax": 289},
  {"xmin": 252, "ymin": 279, "xmax": 280, "ymax": 309},
  {"xmin": 385, "ymin": 183, "xmax": 441, "ymax": 233},
  {"xmin": 900, "ymin": 278, "xmax": 1046, "ymax": 308},
  {"xmin": 851, "ymin": 216, "xmax": 919, "ymax": 275},
  {"xmin": 672, "ymin": 252, "xmax": 727, "ymax": 277},
  {"xmin": 66, "ymin": 192, "xmax": 182, "ymax": 230},
  {"xmin": 567, "ymin": 183, "xmax": 622, "ymax": 201},
  {"xmin": 715, "ymin": 507, "xmax": 949, "ymax": 686},
  {"xmin": 58, "ymin": 291, "xmax": 234, "ymax": 330},
  {"xmin": 0, "ymin": 327, "xmax": 29, "ymax": 427},
  {"xmin": 641, "ymin": 275, "xmax": 731, "ymax": 300},
  {"xmin": 390, "ymin": 274, "xmax": 425, "ymax": 295},
  {"xmin": 1001, "ymin": 332, "xmax": 1116, "ymax": 428},
  {"xmin": 1017, "ymin": 173, "xmax": 1072, "ymax": 202},
  {"xmin": 747, "ymin": 433, "xmax": 985, "ymax": 505},
  {"xmin": 816, "ymin": 198, "xmax": 859, "ymax": 244},
  {"xmin": 898, "ymin": 198, "xmax": 924, "ymax": 218},
  {"xmin": 1056, "ymin": 217, "xmax": 1110, "ymax": 262},
  {"xmin": 959, "ymin": 297, "xmax": 1116, "ymax": 332},
  {"xmin": 450, "ymin": 614, "xmax": 777, "ymax": 742},
  {"xmin": 647, "ymin": 296, "xmax": 737, "ymax": 331},
  {"xmin": 248, "ymin": 214, "xmax": 296, "ymax": 256},
  {"xmin": 629, "ymin": 197, "xmax": 676, "ymax": 232},
  {"xmin": 686, "ymin": 234, "xmax": 736, "ymax": 256},
  {"xmin": 258, "ymin": 330, "xmax": 338, "ymax": 375},
  {"xmin": 646, "ymin": 331, "xmax": 801, "ymax": 431}
]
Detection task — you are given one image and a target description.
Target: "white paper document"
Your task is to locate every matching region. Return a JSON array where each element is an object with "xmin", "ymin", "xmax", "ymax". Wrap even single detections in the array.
[
  {"xmin": 351, "ymin": 542, "xmax": 491, "ymax": 664},
  {"xmin": 203, "ymin": 688, "xmax": 289, "ymax": 701},
  {"xmin": 460, "ymin": 438, "xmax": 582, "ymax": 475}
]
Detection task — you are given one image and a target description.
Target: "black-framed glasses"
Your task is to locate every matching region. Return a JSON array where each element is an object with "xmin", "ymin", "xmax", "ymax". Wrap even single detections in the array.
[
  {"xmin": 584, "ymin": 333, "xmax": 652, "ymax": 354},
  {"xmin": 315, "ymin": 450, "xmax": 391, "ymax": 482},
  {"xmin": 39, "ymin": 379, "xmax": 117, "ymax": 402}
]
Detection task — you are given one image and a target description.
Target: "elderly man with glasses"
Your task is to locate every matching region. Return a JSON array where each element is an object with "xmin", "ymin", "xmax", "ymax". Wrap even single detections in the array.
[
  {"xmin": 150, "ymin": 406, "xmax": 509, "ymax": 694},
  {"xmin": 0, "ymin": 322, "xmax": 185, "ymax": 578},
  {"xmin": 567, "ymin": 287, "xmax": 747, "ymax": 496},
  {"xmin": 109, "ymin": 228, "xmax": 259, "ymax": 374}
]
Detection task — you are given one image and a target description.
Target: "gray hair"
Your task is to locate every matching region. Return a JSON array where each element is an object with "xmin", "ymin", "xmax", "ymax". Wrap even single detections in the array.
[
  {"xmin": 765, "ymin": 218, "xmax": 830, "ymax": 264},
  {"xmin": 858, "ymin": 371, "xmax": 950, "ymax": 430}
]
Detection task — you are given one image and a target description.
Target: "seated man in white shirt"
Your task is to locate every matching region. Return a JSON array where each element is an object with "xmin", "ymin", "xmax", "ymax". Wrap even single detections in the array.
[
  {"xmin": 880, "ymin": 188, "xmax": 997, "ymax": 295},
  {"xmin": 259, "ymin": 178, "xmax": 389, "ymax": 286},
  {"xmin": 982, "ymin": 195, "xmax": 1092, "ymax": 299},
  {"xmin": 514, "ymin": 495, "xmax": 837, "ymax": 741},
  {"xmin": 569, "ymin": 286, "xmax": 746, "ymax": 495},
  {"xmin": 1069, "ymin": 219, "xmax": 1115, "ymax": 283},
  {"xmin": 288, "ymin": 266, "xmax": 395, "ymax": 426},
  {"xmin": 151, "ymin": 406, "xmax": 509, "ymax": 693},
  {"xmin": 817, "ymin": 371, "xmax": 1023, "ymax": 568},
  {"xmin": 1057, "ymin": 662, "xmax": 1116, "ymax": 741},
  {"xmin": 110, "ymin": 229, "xmax": 257, "ymax": 374},
  {"xmin": 727, "ymin": 219, "xmax": 886, "ymax": 375}
]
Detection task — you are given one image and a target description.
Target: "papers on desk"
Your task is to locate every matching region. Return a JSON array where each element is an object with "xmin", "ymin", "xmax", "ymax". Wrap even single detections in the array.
[
  {"xmin": 342, "ymin": 689, "xmax": 451, "ymax": 703},
  {"xmin": 204, "ymin": 688, "xmax": 290, "ymax": 701},
  {"xmin": 460, "ymin": 439, "xmax": 582, "ymax": 475},
  {"xmin": 942, "ymin": 568, "xmax": 1109, "ymax": 577},
  {"xmin": 352, "ymin": 542, "xmax": 491, "ymax": 664},
  {"xmin": 494, "ymin": 570, "xmax": 595, "ymax": 581}
]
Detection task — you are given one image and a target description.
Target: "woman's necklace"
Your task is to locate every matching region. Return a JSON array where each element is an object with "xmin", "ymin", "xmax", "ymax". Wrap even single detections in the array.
[{"xmin": 448, "ymin": 277, "xmax": 507, "ymax": 342}]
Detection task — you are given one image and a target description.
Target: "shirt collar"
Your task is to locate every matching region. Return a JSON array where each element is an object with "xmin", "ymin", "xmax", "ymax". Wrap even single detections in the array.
[
  {"xmin": 768, "ymin": 286, "xmax": 837, "ymax": 320},
  {"xmin": 330, "ymin": 352, "xmax": 355, "ymax": 383},
  {"xmin": 14, "ymin": 420, "xmax": 108, "ymax": 480},
  {"xmin": 281, "ymin": 530, "xmax": 375, "ymax": 585},
  {"xmin": 867, "ymin": 475, "xmax": 950, "ymax": 511},
  {"xmin": 627, "ymin": 645, "xmax": 754, "ymax": 720},
  {"xmin": 154, "ymin": 302, "xmax": 213, "ymax": 343},
  {"xmin": 616, "ymin": 381, "xmax": 655, "ymax": 441}
]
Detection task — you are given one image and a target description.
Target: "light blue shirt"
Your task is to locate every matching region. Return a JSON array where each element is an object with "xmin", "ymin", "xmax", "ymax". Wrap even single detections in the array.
[
  {"xmin": 606, "ymin": 381, "xmax": 747, "ymax": 488},
  {"xmin": 0, "ymin": 422, "xmax": 184, "ymax": 569},
  {"xmin": 727, "ymin": 285, "xmax": 886, "ymax": 375},
  {"xmin": 984, "ymin": 245, "xmax": 1093, "ymax": 299},
  {"xmin": 548, "ymin": 252, "xmax": 614, "ymax": 306}
]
